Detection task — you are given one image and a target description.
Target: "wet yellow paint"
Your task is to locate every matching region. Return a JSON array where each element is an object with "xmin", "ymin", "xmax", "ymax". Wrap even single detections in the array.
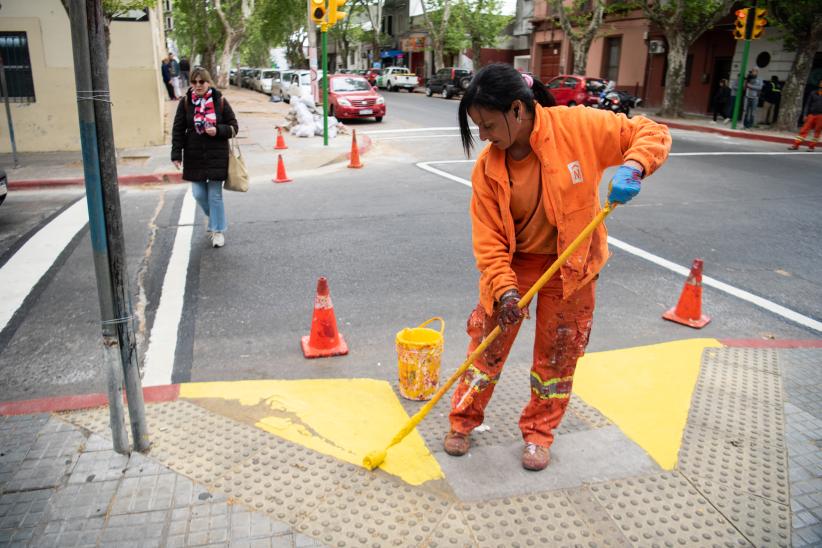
[
  {"xmin": 573, "ymin": 338, "xmax": 722, "ymax": 470},
  {"xmin": 179, "ymin": 379, "xmax": 444, "ymax": 485}
]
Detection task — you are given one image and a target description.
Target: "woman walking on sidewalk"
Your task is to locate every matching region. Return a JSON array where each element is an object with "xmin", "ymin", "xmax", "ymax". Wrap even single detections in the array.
[
  {"xmin": 445, "ymin": 63, "xmax": 671, "ymax": 471},
  {"xmin": 171, "ymin": 67, "xmax": 239, "ymax": 248}
]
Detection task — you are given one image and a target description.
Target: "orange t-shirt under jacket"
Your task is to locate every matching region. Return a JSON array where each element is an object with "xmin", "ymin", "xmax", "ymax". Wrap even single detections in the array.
[{"xmin": 469, "ymin": 104, "xmax": 672, "ymax": 315}]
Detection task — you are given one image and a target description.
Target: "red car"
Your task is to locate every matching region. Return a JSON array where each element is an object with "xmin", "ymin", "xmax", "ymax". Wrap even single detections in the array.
[
  {"xmin": 545, "ymin": 75, "xmax": 607, "ymax": 107},
  {"xmin": 325, "ymin": 74, "xmax": 386, "ymax": 122}
]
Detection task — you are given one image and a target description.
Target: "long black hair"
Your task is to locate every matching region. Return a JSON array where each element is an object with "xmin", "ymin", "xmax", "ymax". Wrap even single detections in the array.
[{"xmin": 458, "ymin": 63, "xmax": 555, "ymax": 156}]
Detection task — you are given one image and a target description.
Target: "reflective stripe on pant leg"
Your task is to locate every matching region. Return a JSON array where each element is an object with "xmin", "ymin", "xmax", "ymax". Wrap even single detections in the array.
[{"xmin": 519, "ymin": 278, "xmax": 595, "ymax": 447}]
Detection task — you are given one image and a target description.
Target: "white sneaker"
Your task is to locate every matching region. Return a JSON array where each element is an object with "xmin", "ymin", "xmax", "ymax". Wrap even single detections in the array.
[{"xmin": 211, "ymin": 232, "xmax": 224, "ymax": 248}]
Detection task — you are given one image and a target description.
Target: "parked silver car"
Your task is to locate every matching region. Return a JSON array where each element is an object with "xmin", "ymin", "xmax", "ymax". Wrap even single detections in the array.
[{"xmin": 270, "ymin": 70, "xmax": 295, "ymax": 101}]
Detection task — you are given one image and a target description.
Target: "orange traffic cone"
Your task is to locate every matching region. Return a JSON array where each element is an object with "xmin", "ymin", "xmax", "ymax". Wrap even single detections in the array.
[
  {"xmin": 348, "ymin": 129, "xmax": 363, "ymax": 169},
  {"xmin": 274, "ymin": 127, "xmax": 288, "ymax": 150},
  {"xmin": 301, "ymin": 277, "xmax": 349, "ymax": 358},
  {"xmin": 273, "ymin": 154, "xmax": 292, "ymax": 183},
  {"xmin": 663, "ymin": 258, "xmax": 711, "ymax": 328}
]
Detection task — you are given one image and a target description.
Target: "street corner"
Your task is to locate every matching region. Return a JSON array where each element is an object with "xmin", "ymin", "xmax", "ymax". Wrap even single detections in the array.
[{"xmin": 177, "ymin": 378, "xmax": 443, "ymax": 487}]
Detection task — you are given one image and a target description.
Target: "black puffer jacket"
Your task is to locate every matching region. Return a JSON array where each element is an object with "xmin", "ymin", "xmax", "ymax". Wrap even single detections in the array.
[{"xmin": 171, "ymin": 87, "xmax": 239, "ymax": 182}]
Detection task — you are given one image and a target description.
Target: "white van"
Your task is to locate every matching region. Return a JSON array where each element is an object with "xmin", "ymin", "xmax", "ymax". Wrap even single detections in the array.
[{"xmin": 284, "ymin": 70, "xmax": 323, "ymax": 103}]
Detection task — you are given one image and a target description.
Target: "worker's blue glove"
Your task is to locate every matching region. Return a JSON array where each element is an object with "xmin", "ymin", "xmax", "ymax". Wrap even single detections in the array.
[{"xmin": 608, "ymin": 165, "xmax": 643, "ymax": 204}]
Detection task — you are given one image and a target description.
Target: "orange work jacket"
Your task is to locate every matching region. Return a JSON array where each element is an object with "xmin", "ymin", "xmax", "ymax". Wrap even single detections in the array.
[{"xmin": 470, "ymin": 104, "xmax": 672, "ymax": 314}]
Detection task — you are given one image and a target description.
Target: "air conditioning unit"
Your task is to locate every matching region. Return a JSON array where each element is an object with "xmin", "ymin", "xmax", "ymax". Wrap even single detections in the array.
[{"xmin": 649, "ymin": 40, "xmax": 666, "ymax": 54}]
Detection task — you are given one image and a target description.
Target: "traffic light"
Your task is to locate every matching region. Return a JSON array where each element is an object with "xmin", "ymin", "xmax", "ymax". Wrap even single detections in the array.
[
  {"xmin": 752, "ymin": 8, "xmax": 767, "ymax": 39},
  {"xmin": 310, "ymin": 0, "xmax": 326, "ymax": 25},
  {"xmin": 733, "ymin": 8, "xmax": 749, "ymax": 40},
  {"xmin": 327, "ymin": 0, "xmax": 347, "ymax": 26}
]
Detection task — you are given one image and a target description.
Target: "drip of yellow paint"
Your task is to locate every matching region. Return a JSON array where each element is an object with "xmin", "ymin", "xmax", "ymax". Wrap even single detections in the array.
[{"xmin": 180, "ymin": 379, "xmax": 444, "ymax": 486}]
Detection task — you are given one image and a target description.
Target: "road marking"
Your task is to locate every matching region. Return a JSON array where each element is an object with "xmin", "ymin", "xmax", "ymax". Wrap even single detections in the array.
[
  {"xmin": 417, "ymin": 160, "xmax": 822, "ymax": 333},
  {"xmin": 143, "ymin": 190, "xmax": 196, "ymax": 387},
  {"xmin": 376, "ymin": 134, "xmax": 463, "ymax": 141},
  {"xmin": 0, "ymin": 199, "xmax": 88, "ymax": 334},
  {"xmin": 363, "ymin": 126, "xmax": 463, "ymax": 134}
]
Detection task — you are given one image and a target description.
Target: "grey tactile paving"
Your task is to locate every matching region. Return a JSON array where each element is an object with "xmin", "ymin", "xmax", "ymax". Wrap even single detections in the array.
[
  {"xmin": 0, "ymin": 414, "xmax": 50, "ymax": 488},
  {"xmin": 589, "ymin": 473, "xmax": 749, "ymax": 547},
  {"xmin": 680, "ymin": 347, "xmax": 789, "ymax": 505},
  {"xmin": 778, "ymin": 348, "xmax": 822, "ymax": 548},
  {"xmin": 426, "ymin": 508, "xmax": 476, "ymax": 547},
  {"xmin": 297, "ymin": 471, "xmax": 452, "ymax": 548},
  {"xmin": 460, "ymin": 490, "xmax": 594, "ymax": 547}
]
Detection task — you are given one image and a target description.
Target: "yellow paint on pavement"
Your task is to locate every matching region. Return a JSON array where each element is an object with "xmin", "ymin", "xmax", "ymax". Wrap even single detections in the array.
[
  {"xmin": 573, "ymin": 338, "xmax": 722, "ymax": 470},
  {"xmin": 179, "ymin": 379, "xmax": 443, "ymax": 486}
]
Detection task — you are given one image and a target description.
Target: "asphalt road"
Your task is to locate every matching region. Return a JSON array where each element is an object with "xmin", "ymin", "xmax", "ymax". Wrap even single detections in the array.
[{"xmin": 1, "ymin": 91, "xmax": 820, "ymax": 403}]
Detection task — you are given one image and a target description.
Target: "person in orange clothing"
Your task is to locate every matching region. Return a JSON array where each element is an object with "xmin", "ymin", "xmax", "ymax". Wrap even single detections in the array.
[
  {"xmin": 445, "ymin": 63, "xmax": 671, "ymax": 471},
  {"xmin": 789, "ymin": 81, "xmax": 822, "ymax": 152}
]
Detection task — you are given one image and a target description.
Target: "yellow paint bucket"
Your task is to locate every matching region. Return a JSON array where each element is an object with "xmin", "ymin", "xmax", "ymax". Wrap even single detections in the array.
[{"xmin": 396, "ymin": 317, "xmax": 444, "ymax": 401}]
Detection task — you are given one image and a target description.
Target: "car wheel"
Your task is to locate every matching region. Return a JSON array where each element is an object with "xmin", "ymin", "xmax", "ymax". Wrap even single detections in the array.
[
  {"xmin": 375, "ymin": 116, "xmax": 383, "ymax": 122},
  {"xmin": 425, "ymin": 87, "xmax": 433, "ymax": 97},
  {"xmin": 567, "ymin": 101, "xmax": 576, "ymax": 107},
  {"xmin": 329, "ymin": 105, "xmax": 335, "ymax": 118},
  {"xmin": 441, "ymin": 89, "xmax": 450, "ymax": 99}
]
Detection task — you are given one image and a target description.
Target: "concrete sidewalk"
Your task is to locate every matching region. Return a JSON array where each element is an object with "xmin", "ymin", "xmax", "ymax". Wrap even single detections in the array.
[
  {"xmin": 0, "ymin": 86, "xmax": 369, "ymax": 190},
  {"xmin": 1, "ymin": 342, "xmax": 820, "ymax": 547}
]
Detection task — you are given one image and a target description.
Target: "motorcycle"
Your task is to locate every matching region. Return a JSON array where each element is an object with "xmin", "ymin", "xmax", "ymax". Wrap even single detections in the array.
[{"xmin": 596, "ymin": 81, "xmax": 642, "ymax": 116}]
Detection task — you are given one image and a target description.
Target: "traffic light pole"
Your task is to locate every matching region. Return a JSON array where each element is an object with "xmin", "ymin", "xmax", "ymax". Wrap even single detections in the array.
[
  {"xmin": 730, "ymin": 38, "xmax": 750, "ymax": 130},
  {"xmin": 321, "ymin": 24, "xmax": 329, "ymax": 146}
]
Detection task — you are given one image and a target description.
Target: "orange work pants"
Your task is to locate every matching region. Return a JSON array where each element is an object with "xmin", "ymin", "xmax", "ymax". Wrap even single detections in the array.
[
  {"xmin": 449, "ymin": 252, "xmax": 596, "ymax": 448},
  {"xmin": 795, "ymin": 114, "xmax": 822, "ymax": 146}
]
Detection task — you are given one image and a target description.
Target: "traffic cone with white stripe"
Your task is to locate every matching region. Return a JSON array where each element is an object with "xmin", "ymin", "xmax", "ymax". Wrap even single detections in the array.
[
  {"xmin": 274, "ymin": 127, "xmax": 288, "ymax": 150},
  {"xmin": 301, "ymin": 277, "xmax": 349, "ymax": 358},
  {"xmin": 663, "ymin": 258, "xmax": 711, "ymax": 328}
]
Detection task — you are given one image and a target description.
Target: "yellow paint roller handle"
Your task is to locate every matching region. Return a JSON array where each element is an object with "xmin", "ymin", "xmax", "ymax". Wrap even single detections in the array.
[{"xmin": 364, "ymin": 201, "xmax": 616, "ymax": 469}]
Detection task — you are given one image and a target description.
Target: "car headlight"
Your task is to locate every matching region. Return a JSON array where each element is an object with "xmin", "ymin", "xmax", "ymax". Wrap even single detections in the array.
[
  {"xmin": 338, "ymin": 98, "xmax": 351, "ymax": 106},
  {"xmin": 376, "ymin": 96, "xmax": 385, "ymax": 105}
]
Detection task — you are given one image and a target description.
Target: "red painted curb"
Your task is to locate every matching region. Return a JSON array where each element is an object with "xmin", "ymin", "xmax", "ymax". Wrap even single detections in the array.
[
  {"xmin": 0, "ymin": 384, "xmax": 180, "ymax": 416},
  {"xmin": 656, "ymin": 119, "xmax": 795, "ymax": 145},
  {"xmin": 720, "ymin": 339, "xmax": 822, "ymax": 348},
  {"xmin": 8, "ymin": 172, "xmax": 185, "ymax": 191}
]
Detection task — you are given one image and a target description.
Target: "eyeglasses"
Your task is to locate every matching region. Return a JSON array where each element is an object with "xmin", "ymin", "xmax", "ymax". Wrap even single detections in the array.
[{"xmin": 192, "ymin": 79, "xmax": 207, "ymax": 85}]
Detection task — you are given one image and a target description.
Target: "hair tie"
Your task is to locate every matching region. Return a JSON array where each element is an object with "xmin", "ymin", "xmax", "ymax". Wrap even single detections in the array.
[{"xmin": 521, "ymin": 73, "xmax": 534, "ymax": 89}]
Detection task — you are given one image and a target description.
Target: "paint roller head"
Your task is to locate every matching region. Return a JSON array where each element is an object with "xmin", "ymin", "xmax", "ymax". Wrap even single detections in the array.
[{"xmin": 362, "ymin": 450, "xmax": 386, "ymax": 470}]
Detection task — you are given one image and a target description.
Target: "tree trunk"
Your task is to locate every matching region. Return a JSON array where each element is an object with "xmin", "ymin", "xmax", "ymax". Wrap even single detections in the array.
[
  {"xmin": 570, "ymin": 37, "xmax": 593, "ymax": 75},
  {"xmin": 217, "ymin": 37, "xmax": 240, "ymax": 88},
  {"xmin": 471, "ymin": 42, "xmax": 482, "ymax": 71},
  {"xmin": 659, "ymin": 35, "xmax": 689, "ymax": 117},
  {"xmin": 775, "ymin": 36, "xmax": 817, "ymax": 132}
]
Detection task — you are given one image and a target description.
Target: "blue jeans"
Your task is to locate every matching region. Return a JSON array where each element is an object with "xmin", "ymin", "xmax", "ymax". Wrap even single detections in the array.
[
  {"xmin": 191, "ymin": 180, "xmax": 226, "ymax": 232},
  {"xmin": 743, "ymin": 97, "xmax": 757, "ymax": 128}
]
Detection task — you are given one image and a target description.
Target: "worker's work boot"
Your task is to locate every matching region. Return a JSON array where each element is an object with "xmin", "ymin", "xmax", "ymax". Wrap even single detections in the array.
[
  {"xmin": 788, "ymin": 143, "xmax": 800, "ymax": 150},
  {"xmin": 443, "ymin": 430, "xmax": 471, "ymax": 456},
  {"xmin": 522, "ymin": 443, "xmax": 551, "ymax": 471}
]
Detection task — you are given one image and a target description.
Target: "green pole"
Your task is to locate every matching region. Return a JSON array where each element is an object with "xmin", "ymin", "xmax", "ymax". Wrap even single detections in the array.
[
  {"xmin": 730, "ymin": 38, "xmax": 750, "ymax": 130},
  {"xmin": 322, "ymin": 25, "xmax": 329, "ymax": 146}
]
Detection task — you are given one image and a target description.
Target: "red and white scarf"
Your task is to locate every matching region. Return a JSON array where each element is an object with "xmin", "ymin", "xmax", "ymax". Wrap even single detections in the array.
[{"xmin": 191, "ymin": 89, "xmax": 216, "ymax": 134}]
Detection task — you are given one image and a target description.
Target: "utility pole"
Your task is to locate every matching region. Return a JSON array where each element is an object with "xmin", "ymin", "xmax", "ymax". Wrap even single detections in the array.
[{"xmin": 67, "ymin": 0, "xmax": 149, "ymax": 454}]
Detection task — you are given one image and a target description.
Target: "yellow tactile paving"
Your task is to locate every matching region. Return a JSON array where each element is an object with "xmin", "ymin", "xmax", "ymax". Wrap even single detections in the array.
[
  {"xmin": 573, "ymin": 338, "xmax": 722, "ymax": 470},
  {"xmin": 179, "ymin": 379, "xmax": 444, "ymax": 486}
]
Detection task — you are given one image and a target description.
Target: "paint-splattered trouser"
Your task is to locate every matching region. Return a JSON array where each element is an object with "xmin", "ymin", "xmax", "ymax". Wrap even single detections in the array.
[
  {"xmin": 449, "ymin": 252, "xmax": 595, "ymax": 448},
  {"xmin": 794, "ymin": 114, "xmax": 822, "ymax": 148}
]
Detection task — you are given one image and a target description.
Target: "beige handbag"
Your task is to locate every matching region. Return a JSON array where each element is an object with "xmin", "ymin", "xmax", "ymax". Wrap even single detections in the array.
[{"xmin": 224, "ymin": 127, "xmax": 248, "ymax": 192}]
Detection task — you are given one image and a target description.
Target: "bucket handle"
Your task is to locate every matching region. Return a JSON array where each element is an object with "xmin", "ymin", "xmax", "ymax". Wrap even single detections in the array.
[{"xmin": 418, "ymin": 317, "xmax": 445, "ymax": 334}]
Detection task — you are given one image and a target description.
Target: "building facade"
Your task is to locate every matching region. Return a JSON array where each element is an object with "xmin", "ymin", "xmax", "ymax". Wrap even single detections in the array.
[{"xmin": 0, "ymin": 0, "xmax": 166, "ymax": 153}]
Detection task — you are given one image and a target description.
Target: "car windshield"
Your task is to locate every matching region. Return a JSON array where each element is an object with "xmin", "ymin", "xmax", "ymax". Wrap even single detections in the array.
[
  {"xmin": 546, "ymin": 78, "xmax": 563, "ymax": 89},
  {"xmin": 332, "ymin": 77, "xmax": 371, "ymax": 92},
  {"xmin": 262, "ymin": 71, "xmax": 275, "ymax": 79}
]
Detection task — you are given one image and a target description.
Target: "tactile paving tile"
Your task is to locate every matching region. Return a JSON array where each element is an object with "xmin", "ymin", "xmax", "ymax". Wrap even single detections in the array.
[
  {"xmin": 564, "ymin": 485, "xmax": 632, "ymax": 546},
  {"xmin": 690, "ymin": 477, "xmax": 791, "ymax": 548},
  {"xmin": 679, "ymin": 348, "xmax": 789, "ymax": 505},
  {"xmin": 588, "ymin": 473, "xmax": 749, "ymax": 547},
  {"xmin": 296, "ymin": 473, "xmax": 453, "ymax": 547},
  {"xmin": 213, "ymin": 433, "xmax": 343, "ymax": 522},
  {"xmin": 460, "ymin": 490, "xmax": 596, "ymax": 547},
  {"xmin": 426, "ymin": 508, "xmax": 476, "ymax": 547}
]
